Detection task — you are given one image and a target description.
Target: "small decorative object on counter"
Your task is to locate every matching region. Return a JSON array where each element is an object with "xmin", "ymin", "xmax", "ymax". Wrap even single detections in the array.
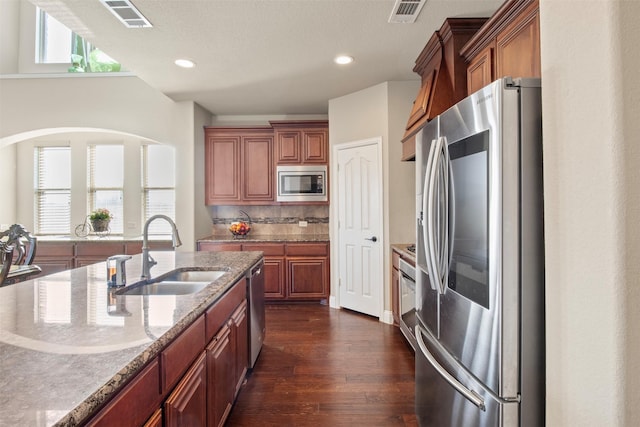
[
  {"xmin": 229, "ymin": 221, "xmax": 251, "ymax": 239},
  {"xmin": 74, "ymin": 208, "xmax": 112, "ymax": 237},
  {"xmin": 229, "ymin": 210, "xmax": 252, "ymax": 239}
]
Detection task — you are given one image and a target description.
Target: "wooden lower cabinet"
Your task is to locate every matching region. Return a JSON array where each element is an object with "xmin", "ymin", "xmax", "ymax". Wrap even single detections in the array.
[
  {"xmin": 391, "ymin": 251, "xmax": 401, "ymax": 326},
  {"xmin": 262, "ymin": 256, "xmax": 286, "ymax": 299},
  {"xmin": 143, "ymin": 409, "xmax": 163, "ymax": 427},
  {"xmin": 207, "ymin": 324, "xmax": 233, "ymax": 427},
  {"xmin": 287, "ymin": 257, "xmax": 328, "ymax": 299},
  {"xmin": 165, "ymin": 352, "xmax": 207, "ymax": 427},
  {"xmin": 197, "ymin": 241, "xmax": 329, "ymax": 301},
  {"xmin": 86, "ymin": 278, "xmax": 250, "ymax": 427},
  {"xmin": 35, "ymin": 240, "xmax": 172, "ymax": 277},
  {"xmin": 86, "ymin": 358, "xmax": 162, "ymax": 427},
  {"xmin": 231, "ymin": 300, "xmax": 248, "ymax": 395},
  {"xmin": 35, "ymin": 242, "xmax": 75, "ymax": 276}
]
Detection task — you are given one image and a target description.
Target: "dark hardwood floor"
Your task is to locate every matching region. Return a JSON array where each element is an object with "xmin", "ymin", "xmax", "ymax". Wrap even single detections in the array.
[{"xmin": 226, "ymin": 304, "xmax": 417, "ymax": 426}]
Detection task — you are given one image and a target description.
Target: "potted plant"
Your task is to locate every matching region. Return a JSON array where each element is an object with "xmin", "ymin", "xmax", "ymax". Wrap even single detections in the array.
[{"xmin": 89, "ymin": 208, "xmax": 113, "ymax": 232}]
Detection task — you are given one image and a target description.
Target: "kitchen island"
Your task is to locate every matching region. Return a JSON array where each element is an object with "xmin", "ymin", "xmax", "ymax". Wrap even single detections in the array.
[{"xmin": 0, "ymin": 250, "xmax": 262, "ymax": 426}]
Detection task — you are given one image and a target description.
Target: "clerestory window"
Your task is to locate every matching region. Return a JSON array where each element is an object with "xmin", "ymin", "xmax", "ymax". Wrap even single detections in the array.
[{"xmin": 35, "ymin": 7, "xmax": 122, "ymax": 73}]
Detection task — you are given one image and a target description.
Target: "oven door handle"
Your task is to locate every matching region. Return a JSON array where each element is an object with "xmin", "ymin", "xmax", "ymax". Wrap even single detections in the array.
[{"xmin": 415, "ymin": 323, "xmax": 486, "ymax": 411}]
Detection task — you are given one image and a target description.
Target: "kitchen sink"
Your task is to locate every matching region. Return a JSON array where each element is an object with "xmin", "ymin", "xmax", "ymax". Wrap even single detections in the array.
[
  {"xmin": 117, "ymin": 281, "xmax": 210, "ymax": 296},
  {"xmin": 159, "ymin": 269, "xmax": 226, "ymax": 283},
  {"xmin": 116, "ymin": 269, "xmax": 227, "ymax": 296}
]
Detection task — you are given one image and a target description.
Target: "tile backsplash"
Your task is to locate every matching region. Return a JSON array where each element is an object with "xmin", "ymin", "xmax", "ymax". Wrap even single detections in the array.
[{"xmin": 207, "ymin": 205, "xmax": 329, "ymax": 235}]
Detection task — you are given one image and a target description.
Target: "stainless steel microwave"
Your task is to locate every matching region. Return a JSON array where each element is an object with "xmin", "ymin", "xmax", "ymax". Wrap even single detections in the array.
[{"xmin": 276, "ymin": 165, "xmax": 327, "ymax": 202}]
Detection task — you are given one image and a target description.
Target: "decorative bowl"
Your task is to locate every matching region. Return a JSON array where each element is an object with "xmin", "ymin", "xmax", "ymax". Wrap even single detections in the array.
[{"xmin": 229, "ymin": 221, "xmax": 251, "ymax": 238}]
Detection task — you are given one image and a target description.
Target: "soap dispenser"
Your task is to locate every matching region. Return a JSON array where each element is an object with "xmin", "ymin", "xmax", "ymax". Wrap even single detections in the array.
[{"xmin": 107, "ymin": 255, "xmax": 132, "ymax": 287}]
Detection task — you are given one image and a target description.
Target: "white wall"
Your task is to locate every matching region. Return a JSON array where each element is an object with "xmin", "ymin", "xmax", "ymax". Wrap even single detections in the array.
[
  {"xmin": 328, "ymin": 80, "xmax": 419, "ymax": 317},
  {"xmin": 0, "ymin": 75, "xmax": 205, "ymax": 247},
  {"xmin": 540, "ymin": 0, "xmax": 640, "ymax": 425}
]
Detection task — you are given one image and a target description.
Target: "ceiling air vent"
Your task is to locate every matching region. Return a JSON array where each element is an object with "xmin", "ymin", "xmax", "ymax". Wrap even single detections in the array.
[
  {"xmin": 388, "ymin": 0, "xmax": 427, "ymax": 24},
  {"xmin": 100, "ymin": 0, "xmax": 152, "ymax": 28}
]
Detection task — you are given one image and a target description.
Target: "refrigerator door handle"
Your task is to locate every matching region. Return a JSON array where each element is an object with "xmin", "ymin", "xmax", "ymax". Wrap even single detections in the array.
[
  {"xmin": 415, "ymin": 323, "xmax": 486, "ymax": 411},
  {"xmin": 428, "ymin": 137, "xmax": 447, "ymax": 295},
  {"xmin": 424, "ymin": 137, "xmax": 439, "ymax": 291}
]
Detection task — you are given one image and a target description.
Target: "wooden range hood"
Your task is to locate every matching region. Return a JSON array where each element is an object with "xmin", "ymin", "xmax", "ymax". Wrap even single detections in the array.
[{"xmin": 401, "ymin": 18, "xmax": 487, "ymax": 161}]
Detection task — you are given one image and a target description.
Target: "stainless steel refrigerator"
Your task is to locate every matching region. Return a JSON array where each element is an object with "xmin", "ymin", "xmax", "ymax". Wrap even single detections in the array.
[{"xmin": 414, "ymin": 77, "xmax": 544, "ymax": 426}]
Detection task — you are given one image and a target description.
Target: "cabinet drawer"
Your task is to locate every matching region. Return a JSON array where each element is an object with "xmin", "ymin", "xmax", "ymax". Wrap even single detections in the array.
[
  {"xmin": 37, "ymin": 242, "xmax": 74, "ymax": 257},
  {"xmin": 243, "ymin": 243, "xmax": 285, "ymax": 256},
  {"xmin": 87, "ymin": 358, "xmax": 161, "ymax": 427},
  {"xmin": 286, "ymin": 243, "xmax": 328, "ymax": 256},
  {"xmin": 161, "ymin": 316, "xmax": 206, "ymax": 393},
  {"xmin": 205, "ymin": 279, "xmax": 247, "ymax": 342},
  {"xmin": 197, "ymin": 242, "xmax": 242, "ymax": 252},
  {"xmin": 76, "ymin": 242, "xmax": 126, "ymax": 256}
]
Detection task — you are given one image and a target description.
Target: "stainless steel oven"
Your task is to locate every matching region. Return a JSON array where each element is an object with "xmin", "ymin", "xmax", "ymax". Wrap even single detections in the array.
[{"xmin": 399, "ymin": 257, "xmax": 417, "ymax": 351}]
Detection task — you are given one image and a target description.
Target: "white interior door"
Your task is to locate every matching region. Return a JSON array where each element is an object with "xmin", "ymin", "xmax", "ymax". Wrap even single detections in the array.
[{"xmin": 337, "ymin": 139, "xmax": 382, "ymax": 317}]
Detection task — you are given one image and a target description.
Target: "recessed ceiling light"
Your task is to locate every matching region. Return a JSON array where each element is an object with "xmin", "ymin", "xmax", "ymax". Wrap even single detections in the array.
[
  {"xmin": 175, "ymin": 59, "xmax": 196, "ymax": 68},
  {"xmin": 334, "ymin": 55, "xmax": 354, "ymax": 65}
]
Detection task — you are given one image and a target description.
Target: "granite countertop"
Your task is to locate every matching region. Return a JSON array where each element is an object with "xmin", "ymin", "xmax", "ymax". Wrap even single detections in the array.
[
  {"xmin": 199, "ymin": 234, "xmax": 330, "ymax": 243},
  {"xmin": 0, "ymin": 250, "xmax": 262, "ymax": 427},
  {"xmin": 392, "ymin": 243, "xmax": 416, "ymax": 263}
]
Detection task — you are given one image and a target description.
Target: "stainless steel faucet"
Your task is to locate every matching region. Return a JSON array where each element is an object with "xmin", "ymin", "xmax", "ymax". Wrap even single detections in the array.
[{"xmin": 141, "ymin": 215, "xmax": 182, "ymax": 279}]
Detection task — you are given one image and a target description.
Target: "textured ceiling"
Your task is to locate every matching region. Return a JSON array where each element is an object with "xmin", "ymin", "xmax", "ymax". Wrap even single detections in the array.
[{"xmin": 30, "ymin": 0, "xmax": 502, "ymax": 115}]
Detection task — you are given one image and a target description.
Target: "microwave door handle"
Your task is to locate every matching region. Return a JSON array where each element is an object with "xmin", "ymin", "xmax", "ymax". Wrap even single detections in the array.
[
  {"xmin": 424, "ymin": 138, "xmax": 439, "ymax": 291},
  {"xmin": 415, "ymin": 323, "xmax": 486, "ymax": 411}
]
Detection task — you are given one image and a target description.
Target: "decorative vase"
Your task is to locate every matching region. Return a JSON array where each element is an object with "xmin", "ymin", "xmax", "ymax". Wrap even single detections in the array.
[{"xmin": 91, "ymin": 219, "xmax": 110, "ymax": 232}]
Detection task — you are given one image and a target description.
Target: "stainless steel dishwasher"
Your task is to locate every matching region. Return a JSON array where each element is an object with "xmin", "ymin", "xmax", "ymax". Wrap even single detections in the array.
[{"xmin": 248, "ymin": 260, "xmax": 265, "ymax": 368}]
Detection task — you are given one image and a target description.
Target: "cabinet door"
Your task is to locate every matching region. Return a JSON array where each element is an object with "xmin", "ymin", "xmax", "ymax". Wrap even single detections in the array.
[
  {"xmin": 287, "ymin": 257, "xmax": 328, "ymax": 299},
  {"xmin": 302, "ymin": 129, "xmax": 328, "ymax": 164},
  {"xmin": 467, "ymin": 44, "xmax": 494, "ymax": 95},
  {"xmin": 143, "ymin": 409, "xmax": 163, "ymax": 427},
  {"xmin": 392, "ymin": 267, "xmax": 400, "ymax": 326},
  {"xmin": 495, "ymin": 2, "xmax": 540, "ymax": 80},
  {"xmin": 263, "ymin": 256, "xmax": 286, "ymax": 300},
  {"xmin": 197, "ymin": 242, "xmax": 242, "ymax": 252},
  {"xmin": 207, "ymin": 324, "xmax": 233, "ymax": 427},
  {"xmin": 87, "ymin": 359, "xmax": 162, "ymax": 427},
  {"xmin": 242, "ymin": 135, "xmax": 274, "ymax": 201},
  {"xmin": 35, "ymin": 258, "xmax": 74, "ymax": 276},
  {"xmin": 34, "ymin": 242, "xmax": 74, "ymax": 276},
  {"xmin": 275, "ymin": 130, "xmax": 301, "ymax": 163},
  {"xmin": 205, "ymin": 134, "xmax": 241, "ymax": 204},
  {"xmin": 164, "ymin": 352, "xmax": 207, "ymax": 427},
  {"xmin": 231, "ymin": 300, "xmax": 248, "ymax": 397}
]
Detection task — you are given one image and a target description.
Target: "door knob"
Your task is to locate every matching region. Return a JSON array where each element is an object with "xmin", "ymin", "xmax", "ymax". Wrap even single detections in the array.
[{"xmin": 365, "ymin": 236, "xmax": 378, "ymax": 242}]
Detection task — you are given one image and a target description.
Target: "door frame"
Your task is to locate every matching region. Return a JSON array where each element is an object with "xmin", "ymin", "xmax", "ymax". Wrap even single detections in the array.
[{"xmin": 330, "ymin": 136, "xmax": 384, "ymax": 320}]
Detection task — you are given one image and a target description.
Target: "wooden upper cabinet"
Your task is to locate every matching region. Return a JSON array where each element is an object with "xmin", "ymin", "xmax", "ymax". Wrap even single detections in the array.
[
  {"xmin": 272, "ymin": 121, "xmax": 328, "ymax": 165},
  {"xmin": 466, "ymin": 44, "xmax": 494, "ymax": 95},
  {"xmin": 461, "ymin": 0, "xmax": 540, "ymax": 94},
  {"xmin": 204, "ymin": 127, "xmax": 274, "ymax": 205},
  {"xmin": 401, "ymin": 18, "xmax": 487, "ymax": 161},
  {"xmin": 242, "ymin": 135, "xmax": 274, "ymax": 201},
  {"xmin": 495, "ymin": 0, "xmax": 540, "ymax": 79},
  {"xmin": 205, "ymin": 133, "xmax": 241, "ymax": 203}
]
